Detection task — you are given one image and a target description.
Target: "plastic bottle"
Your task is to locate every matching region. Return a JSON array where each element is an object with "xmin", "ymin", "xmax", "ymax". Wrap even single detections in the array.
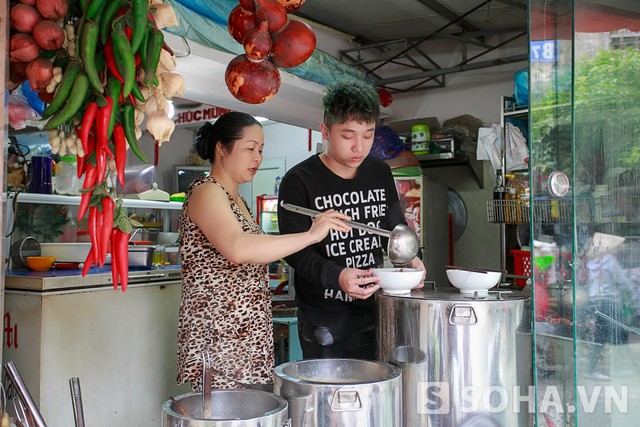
[
  {"xmin": 54, "ymin": 156, "xmax": 83, "ymax": 195},
  {"xmin": 504, "ymin": 174, "xmax": 517, "ymax": 223},
  {"xmin": 60, "ymin": 210, "xmax": 77, "ymax": 242},
  {"xmin": 274, "ymin": 176, "xmax": 282, "ymax": 195},
  {"xmin": 492, "ymin": 169, "xmax": 505, "ymax": 222}
]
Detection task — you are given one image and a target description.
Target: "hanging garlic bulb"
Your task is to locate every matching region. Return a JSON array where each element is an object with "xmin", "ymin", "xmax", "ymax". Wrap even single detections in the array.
[
  {"xmin": 151, "ymin": 3, "xmax": 179, "ymax": 30},
  {"xmin": 159, "ymin": 72, "xmax": 185, "ymax": 98},
  {"xmin": 146, "ymin": 112, "xmax": 175, "ymax": 145}
]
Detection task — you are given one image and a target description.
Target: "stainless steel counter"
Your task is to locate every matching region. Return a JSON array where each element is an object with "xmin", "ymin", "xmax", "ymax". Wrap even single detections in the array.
[{"xmin": 5, "ymin": 266, "xmax": 183, "ymax": 292}]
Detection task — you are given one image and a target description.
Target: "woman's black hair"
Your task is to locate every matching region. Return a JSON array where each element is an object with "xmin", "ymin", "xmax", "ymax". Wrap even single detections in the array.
[{"xmin": 193, "ymin": 111, "xmax": 262, "ymax": 162}]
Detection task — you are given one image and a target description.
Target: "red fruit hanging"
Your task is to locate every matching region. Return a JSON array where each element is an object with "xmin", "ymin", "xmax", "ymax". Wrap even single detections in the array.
[
  {"xmin": 243, "ymin": 21, "xmax": 272, "ymax": 61},
  {"xmin": 270, "ymin": 20, "xmax": 316, "ymax": 68},
  {"xmin": 225, "ymin": 54, "xmax": 281, "ymax": 104},
  {"xmin": 227, "ymin": 5, "xmax": 257, "ymax": 44},
  {"xmin": 254, "ymin": 0, "xmax": 288, "ymax": 34},
  {"xmin": 276, "ymin": 0, "xmax": 306, "ymax": 13},
  {"xmin": 377, "ymin": 87, "xmax": 393, "ymax": 107},
  {"xmin": 238, "ymin": 0, "xmax": 255, "ymax": 12}
]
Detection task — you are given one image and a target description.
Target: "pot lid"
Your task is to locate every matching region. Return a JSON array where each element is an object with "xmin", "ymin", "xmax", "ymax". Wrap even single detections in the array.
[{"xmin": 378, "ymin": 287, "xmax": 530, "ymax": 302}]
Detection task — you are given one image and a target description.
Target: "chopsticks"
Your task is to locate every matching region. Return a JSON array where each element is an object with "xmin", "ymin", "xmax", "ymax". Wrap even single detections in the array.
[{"xmin": 445, "ymin": 265, "xmax": 505, "ymax": 274}]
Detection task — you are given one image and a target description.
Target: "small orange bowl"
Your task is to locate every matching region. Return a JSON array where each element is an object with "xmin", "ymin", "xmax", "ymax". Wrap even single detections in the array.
[{"xmin": 26, "ymin": 256, "xmax": 56, "ymax": 271}]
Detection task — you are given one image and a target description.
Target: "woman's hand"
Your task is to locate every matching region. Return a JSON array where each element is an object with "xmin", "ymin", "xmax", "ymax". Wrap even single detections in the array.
[{"xmin": 307, "ymin": 209, "xmax": 352, "ymax": 243}]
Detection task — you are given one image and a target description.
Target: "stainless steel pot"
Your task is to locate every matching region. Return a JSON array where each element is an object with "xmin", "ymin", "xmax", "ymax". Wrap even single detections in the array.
[
  {"xmin": 273, "ymin": 358, "xmax": 401, "ymax": 427},
  {"xmin": 162, "ymin": 390, "xmax": 290, "ymax": 427},
  {"xmin": 377, "ymin": 288, "xmax": 532, "ymax": 427}
]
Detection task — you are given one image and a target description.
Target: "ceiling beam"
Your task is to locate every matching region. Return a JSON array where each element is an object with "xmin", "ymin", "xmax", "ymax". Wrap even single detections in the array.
[
  {"xmin": 414, "ymin": 0, "xmax": 481, "ymax": 32},
  {"xmin": 376, "ymin": 53, "xmax": 527, "ymax": 85}
]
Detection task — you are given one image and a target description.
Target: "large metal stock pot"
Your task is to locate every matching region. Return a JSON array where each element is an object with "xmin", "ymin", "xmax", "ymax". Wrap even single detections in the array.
[
  {"xmin": 162, "ymin": 389, "xmax": 290, "ymax": 427},
  {"xmin": 273, "ymin": 358, "xmax": 401, "ymax": 427},
  {"xmin": 377, "ymin": 288, "xmax": 532, "ymax": 427}
]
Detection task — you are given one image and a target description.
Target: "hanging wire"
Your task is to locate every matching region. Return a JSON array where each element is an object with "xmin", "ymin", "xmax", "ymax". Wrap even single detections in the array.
[{"xmin": 6, "ymin": 137, "xmax": 31, "ymax": 239}]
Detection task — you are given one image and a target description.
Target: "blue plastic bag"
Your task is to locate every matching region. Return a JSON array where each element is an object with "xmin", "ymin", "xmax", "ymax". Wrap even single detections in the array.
[{"xmin": 514, "ymin": 68, "xmax": 529, "ymax": 107}]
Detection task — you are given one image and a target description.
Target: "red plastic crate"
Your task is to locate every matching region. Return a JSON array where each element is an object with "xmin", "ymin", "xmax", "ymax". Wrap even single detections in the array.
[{"xmin": 511, "ymin": 249, "xmax": 531, "ymax": 287}]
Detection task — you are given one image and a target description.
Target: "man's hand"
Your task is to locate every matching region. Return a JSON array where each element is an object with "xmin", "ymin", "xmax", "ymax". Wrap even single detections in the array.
[
  {"xmin": 407, "ymin": 257, "xmax": 426, "ymax": 289},
  {"xmin": 338, "ymin": 268, "xmax": 380, "ymax": 300}
]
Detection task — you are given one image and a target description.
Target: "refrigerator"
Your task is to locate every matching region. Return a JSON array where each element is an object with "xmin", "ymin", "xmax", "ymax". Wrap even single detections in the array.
[{"xmin": 256, "ymin": 194, "xmax": 280, "ymax": 235}]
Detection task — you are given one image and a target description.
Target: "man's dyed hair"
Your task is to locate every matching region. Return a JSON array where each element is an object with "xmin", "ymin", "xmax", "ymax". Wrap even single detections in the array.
[{"xmin": 322, "ymin": 81, "xmax": 380, "ymax": 127}]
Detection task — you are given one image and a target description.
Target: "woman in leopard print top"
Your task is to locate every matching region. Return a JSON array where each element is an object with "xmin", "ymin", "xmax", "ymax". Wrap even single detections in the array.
[{"xmin": 176, "ymin": 112, "xmax": 351, "ymax": 391}]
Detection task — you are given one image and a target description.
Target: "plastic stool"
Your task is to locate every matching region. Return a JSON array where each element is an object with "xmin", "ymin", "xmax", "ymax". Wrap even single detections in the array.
[{"xmin": 272, "ymin": 316, "xmax": 302, "ymax": 362}]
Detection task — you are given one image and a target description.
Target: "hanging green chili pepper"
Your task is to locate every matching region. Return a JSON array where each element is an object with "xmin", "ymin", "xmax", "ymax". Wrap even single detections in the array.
[
  {"xmin": 86, "ymin": 0, "xmax": 107, "ymax": 21},
  {"xmin": 45, "ymin": 74, "xmax": 90, "ymax": 130},
  {"xmin": 131, "ymin": 0, "xmax": 149, "ymax": 53},
  {"xmin": 111, "ymin": 21, "xmax": 136, "ymax": 97},
  {"xmin": 130, "ymin": 81, "xmax": 145, "ymax": 103},
  {"xmin": 143, "ymin": 28, "xmax": 164, "ymax": 87},
  {"xmin": 42, "ymin": 62, "xmax": 81, "ymax": 120},
  {"xmin": 100, "ymin": 0, "xmax": 127, "ymax": 44},
  {"xmin": 122, "ymin": 102, "xmax": 148, "ymax": 163},
  {"xmin": 81, "ymin": 22, "xmax": 104, "ymax": 93},
  {"xmin": 106, "ymin": 77, "xmax": 121, "ymax": 138}
]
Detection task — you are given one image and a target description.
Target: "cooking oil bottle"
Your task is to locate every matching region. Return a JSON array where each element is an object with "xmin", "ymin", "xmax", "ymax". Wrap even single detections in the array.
[{"xmin": 504, "ymin": 174, "xmax": 517, "ymax": 223}]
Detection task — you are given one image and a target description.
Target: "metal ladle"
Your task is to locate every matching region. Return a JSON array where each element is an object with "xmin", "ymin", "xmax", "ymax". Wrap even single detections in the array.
[{"xmin": 280, "ymin": 202, "xmax": 420, "ymax": 265}]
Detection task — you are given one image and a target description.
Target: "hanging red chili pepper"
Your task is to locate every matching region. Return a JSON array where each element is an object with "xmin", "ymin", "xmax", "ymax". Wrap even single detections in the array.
[
  {"xmin": 100, "ymin": 196, "xmax": 115, "ymax": 267},
  {"xmin": 113, "ymin": 123, "xmax": 127, "ymax": 187},
  {"xmin": 78, "ymin": 163, "xmax": 97, "ymax": 221},
  {"xmin": 82, "ymin": 249, "xmax": 94, "ymax": 277},
  {"xmin": 89, "ymin": 206, "xmax": 100, "ymax": 263},
  {"xmin": 115, "ymin": 229, "xmax": 130, "ymax": 291},
  {"xmin": 110, "ymin": 227, "xmax": 119, "ymax": 289}
]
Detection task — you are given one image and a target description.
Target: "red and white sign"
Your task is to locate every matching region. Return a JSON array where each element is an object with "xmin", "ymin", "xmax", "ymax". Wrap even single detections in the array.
[{"xmin": 173, "ymin": 105, "xmax": 232, "ymax": 125}]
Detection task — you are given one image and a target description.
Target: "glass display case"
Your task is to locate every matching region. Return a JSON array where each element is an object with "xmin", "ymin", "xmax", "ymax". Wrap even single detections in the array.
[{"xmin": 529, "ymin": 1, "xmax": 640, "ymax": 426}]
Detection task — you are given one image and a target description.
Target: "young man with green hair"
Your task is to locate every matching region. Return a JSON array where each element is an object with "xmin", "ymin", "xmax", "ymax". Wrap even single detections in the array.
[{"xmin": 277, "ymin": 80, "xmax": 425, "ymax": 359}]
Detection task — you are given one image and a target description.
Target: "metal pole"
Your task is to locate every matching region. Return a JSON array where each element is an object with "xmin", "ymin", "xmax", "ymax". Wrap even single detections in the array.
[{"xmin": 4, "ymin": 361, "xmax": 47, "ymax": 427}]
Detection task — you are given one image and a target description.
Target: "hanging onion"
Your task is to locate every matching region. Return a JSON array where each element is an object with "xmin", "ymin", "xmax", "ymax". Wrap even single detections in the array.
[
  {"xmin": 36, "ymin": 0, "xmax": 68, "ymax": 20},
  {"xmin": 10, "ymin": 33, "xmax": 41, "ymax": 63},
  {"xmin": 10, "ymin": 4, "xmax": 43, "ymax": 34},
  {"xmin": 32, "ymin": 20, "xmax": 65, "ymax": 51},
  {"xmin": 25, "ymin": 57, "xmax": 54, "ymax": 91}
]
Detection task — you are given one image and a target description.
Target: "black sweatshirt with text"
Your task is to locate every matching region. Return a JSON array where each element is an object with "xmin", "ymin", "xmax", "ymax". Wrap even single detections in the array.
[{"xmin": 277, "ymin": 154, "xmax": 407, "ymax": 330}]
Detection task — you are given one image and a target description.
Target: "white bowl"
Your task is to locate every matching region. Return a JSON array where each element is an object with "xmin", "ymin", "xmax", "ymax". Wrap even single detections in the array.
[
  {"xmin": 373, "ymin": 268, "xmax": 424, "ymax": 295},
  {"xmin": 446, "ymin": 268, "xmax": 501, "ymax": 295},
  {"xmin": 40, "ymin": 243, "xmax": 91, "ymax": 263},
  {"xmin": 157, "ymin": 232, "xmax": 180, "ymax": 244}
]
